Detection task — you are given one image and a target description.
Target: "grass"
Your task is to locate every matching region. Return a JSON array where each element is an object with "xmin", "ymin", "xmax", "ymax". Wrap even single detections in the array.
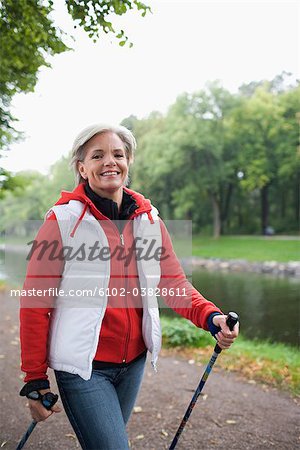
[
  {"xmin": 161, "ymin": 316, "xmax": 300, "ymax": 396},
  {"xmin": 192, "ymin": 235, "xmax": 300, "ymax": 262},
  {"xmin": 2, "ymin": 234, "xmax": 299, "ymax": 263}
]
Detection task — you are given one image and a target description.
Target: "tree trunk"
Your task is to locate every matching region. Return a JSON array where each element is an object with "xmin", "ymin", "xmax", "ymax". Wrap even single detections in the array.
[
  {"xmin": 221, "ymin": 183, "xmax": 233, "ymax": 234},
  {"xmin": 280, "ymin": 186, "xmax": 286, "ymax": 218},
  {"xmin": 211, "ymin": 193, "xmax": 221, "ymax": 238},
  {"xmin": 295, "ymin": 174, "xmax": 300, "ymax": 229},
  {"xmin": 261, "ymin": 184, "xmax": 269, "ymax": 235}
]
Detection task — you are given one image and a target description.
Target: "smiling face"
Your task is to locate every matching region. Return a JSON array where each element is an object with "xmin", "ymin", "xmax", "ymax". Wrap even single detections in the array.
[{"xmin": 78, "ymin": 131, "xmax": 129, "ymax": 207}]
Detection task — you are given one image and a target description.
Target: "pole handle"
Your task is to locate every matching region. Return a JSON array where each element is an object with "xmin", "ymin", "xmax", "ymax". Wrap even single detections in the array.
[
  {"xmin": 226, "ymin": 311, "xmax": 239, "ymax": 331},
  {"xmin": 215, "ymin": 311, "xmax": 239, "ymax": 354}
]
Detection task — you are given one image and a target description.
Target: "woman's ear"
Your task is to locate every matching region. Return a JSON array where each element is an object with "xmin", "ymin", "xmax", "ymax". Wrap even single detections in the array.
[{"xmin": 78, "ymin": 161, "xmax": 87, "ymax": 180}]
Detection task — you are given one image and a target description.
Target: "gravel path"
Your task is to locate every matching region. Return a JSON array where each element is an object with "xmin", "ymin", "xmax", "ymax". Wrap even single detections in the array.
[{"xmin": 0, "ymin": 292, "xmax": 299, "ymax": 450}]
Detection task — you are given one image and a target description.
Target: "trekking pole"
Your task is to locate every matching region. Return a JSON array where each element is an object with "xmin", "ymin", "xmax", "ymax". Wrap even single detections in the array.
[
  {"xmin": 16, "ymin": 392, "xmax": 58, "ymax": 450},
  {"xmin": 169, "ymin": 311, "xmax": 239, "ymax": 450},
  {"xmin": 16, "ymin": 420, "xmax": 37, "ymax": 450}
]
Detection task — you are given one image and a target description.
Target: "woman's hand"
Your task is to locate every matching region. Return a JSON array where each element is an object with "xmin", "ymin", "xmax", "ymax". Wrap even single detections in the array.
[
  {"xmin": 28, "ymin": 389, "xmax": 62, "ymax": 422},
  {"xmin": 212, "ymin": 314, "xmax": 239, "ymax": 349}
]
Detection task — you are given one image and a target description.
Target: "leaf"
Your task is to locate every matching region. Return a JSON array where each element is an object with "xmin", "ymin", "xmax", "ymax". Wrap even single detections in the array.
[
  {"xmin": 135, "ymin": 434, "xmax": 144, "ymax": 440},
  {"xmin": 1, "ymin": 441, "xmax": 7, "ymax": 447},
  {"xmin": 65, "ymin": 433, "xmax": 77, "ymax": 439},
  {"xmin": 119, "ymin": 40, "xmax": 126, "ymax": 47},
  {"xmin": 133, "ymin": 406, "xmax": 142, "ymax": 413}
]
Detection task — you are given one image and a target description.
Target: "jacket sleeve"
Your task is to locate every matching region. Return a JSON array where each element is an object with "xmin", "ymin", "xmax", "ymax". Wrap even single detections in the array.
[
  {"xmin": 20, "ymin": 212, "xmax": 64, "ymax": 383},
  {"xmin": 158, "ymin": 219, "xmax": 222, "ymax": 330}
]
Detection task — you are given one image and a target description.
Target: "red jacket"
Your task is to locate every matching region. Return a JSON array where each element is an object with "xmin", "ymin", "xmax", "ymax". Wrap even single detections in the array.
[{"xmin": 20, "ymin": 184, "xmax": 221, "ymax": 382}]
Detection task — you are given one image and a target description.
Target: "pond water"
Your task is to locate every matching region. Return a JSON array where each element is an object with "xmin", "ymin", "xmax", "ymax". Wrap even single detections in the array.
[{"xmin": 162, "ymin": 269, "xmax": 300, "ymax": 347}]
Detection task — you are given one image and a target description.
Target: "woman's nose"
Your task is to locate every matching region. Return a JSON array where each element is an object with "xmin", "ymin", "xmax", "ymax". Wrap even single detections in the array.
[{"xmin": 103, "ymin": 153, "xmax": 116, "ymax": 166}]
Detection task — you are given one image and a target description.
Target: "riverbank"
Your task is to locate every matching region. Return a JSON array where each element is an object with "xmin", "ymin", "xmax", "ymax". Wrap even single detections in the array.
[
  {"xmin": 2, "ymin": 235, "xmax": 300, "ymax": 278},
  {"xmin": 184, "ymin": 257, "xmax": 300, "ymax": 277},
  {"xmin": 186, "ymin": 235, "xmax": 300, "ymax": 277},
  {"xmin": 161, "ymin": 317, "xmax": 300, "ymax": 397}
]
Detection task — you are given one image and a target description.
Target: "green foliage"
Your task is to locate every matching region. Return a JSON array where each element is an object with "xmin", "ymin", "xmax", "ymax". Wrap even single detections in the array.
[
  {"xmin": 0, "ymin": 74, "xmax": 299, "ymax": 236},
  {"xmin": 276, "ymin": 86, "xmax": 300, "ymax": 180},
  {"xmin": 65, "ymin": 0, "xmax": 150, "ymax": 46},
  {"xmin": 161, "ymin": 316, "xmax": 214, "ymax": 347},
  {"xmin": 0, "ymin": 168, "xmax": 28, "ymax": 198},
  {"xmin": 0, "ymin": 157, "xmax": 74, "ymax": 232},
  {"xmin": 231, "ymin": 86, "xmax": 284, "ymax": 191},
  {"xmin": 0, "ymin": 0, "xmax": 69, "ymax": 150},
  {"xmin": 131, "ymin": 75, "xmax": 299, "ymax": 235},
  {"xmin": 227, "ymin": 78, "xmax": 300, "ymax": 234},
  {"xmin": 132, "ymin": 82, "xmax": 243, "ymax": 234},
  {"xmin": 0, "ymin": 0, "xmax": 150, "ymax": 152}
]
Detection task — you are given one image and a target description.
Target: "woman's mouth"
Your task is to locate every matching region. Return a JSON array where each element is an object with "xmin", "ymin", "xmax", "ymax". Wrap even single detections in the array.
[{"xmin": 100, "ymin": 171, "xmax": 120, "ymax": 177}]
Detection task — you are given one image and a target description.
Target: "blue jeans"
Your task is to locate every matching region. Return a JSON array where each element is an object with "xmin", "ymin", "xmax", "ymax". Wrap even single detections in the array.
[{"xmin": 54, "ymin": 354, "xmax": 146, "ymax": 450}]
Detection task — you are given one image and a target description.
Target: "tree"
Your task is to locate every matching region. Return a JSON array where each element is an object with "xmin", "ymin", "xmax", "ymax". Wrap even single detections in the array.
[
  {"xmin": 0, "ymin": 154, "xmax": 74, "ymax": 232},
  {"xmin": 130, "ymin": 82, "xmax": 240, "ymax": 237},
  {"xmin": 230, "ymin": 85, "xmax": 297, "ymax": 234},
  {"xmin": 0, "ymin": 168, "xmax": 29, "ymax": 198},
  {"xmin": 130, "ymin": 77, "xmax": 300, "ymax": 236},
  {"xmin": 0, "ymin": 170, "xmax": 45, "ymax": 234},
  {"xmin": 130, "ymin": 112, "xmax": 175, "ymax": 216},
  {"xmin": 274, "ymin": 85, "xmax": 300, "ymax": 232},
  {"xmin": 165, "ymin": 82, "xmax": 239, "ymax": 237},
  {"xmin": 0, "ymin": 0, "xmax": 150, "ymax": 154},
  {"xmin": 238, "ymin": 71, "xmax": 296, "ymax": 97}
]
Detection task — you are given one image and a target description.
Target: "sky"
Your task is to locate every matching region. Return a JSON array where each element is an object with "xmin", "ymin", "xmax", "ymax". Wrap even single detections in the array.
[{"xmin": 2, "ymin": 0, "xmax": 299, "ymax": 174}]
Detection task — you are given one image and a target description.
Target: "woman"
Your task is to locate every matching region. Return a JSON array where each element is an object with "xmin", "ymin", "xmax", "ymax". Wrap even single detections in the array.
[{"xmin": 19, "ymin": 123, "xmax": 239, "ymax": 449}]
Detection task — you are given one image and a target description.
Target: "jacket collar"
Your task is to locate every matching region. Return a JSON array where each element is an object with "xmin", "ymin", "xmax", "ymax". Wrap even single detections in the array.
[{"xmin": 55, "ymin": 183, "xmax": 153, "ymax": 221}]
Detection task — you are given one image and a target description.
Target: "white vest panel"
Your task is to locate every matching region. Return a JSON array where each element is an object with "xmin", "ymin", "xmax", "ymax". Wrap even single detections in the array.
[{"xmin": 47, "ymin": 201, "xmax": 162, "ymax": 379}]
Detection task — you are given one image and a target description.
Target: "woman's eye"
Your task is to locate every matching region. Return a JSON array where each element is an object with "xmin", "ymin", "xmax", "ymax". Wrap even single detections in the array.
[{"xmin": 91, "ymin": 153, "xmax": 124, "ymax": 159}]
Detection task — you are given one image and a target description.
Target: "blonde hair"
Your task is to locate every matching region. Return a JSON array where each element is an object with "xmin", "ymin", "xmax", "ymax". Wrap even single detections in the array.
[{"xmin": 70, "ymin": 123, "xmax": 136, "ymax": 185}]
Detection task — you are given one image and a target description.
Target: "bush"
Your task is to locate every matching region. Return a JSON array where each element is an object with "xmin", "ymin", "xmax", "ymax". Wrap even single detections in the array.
[{"xmin": 161, "ymin": 316, "xmax": 214, "ymax": 348}]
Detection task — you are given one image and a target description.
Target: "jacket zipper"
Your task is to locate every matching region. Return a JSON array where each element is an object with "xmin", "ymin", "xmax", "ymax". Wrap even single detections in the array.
[
  {"xmin": 109, "ymin": 215, "xmax": 144, "ymax": 363},
  {"xmin": 119, "ymin": 230, "xmax": 131, "ymax": 363}
]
